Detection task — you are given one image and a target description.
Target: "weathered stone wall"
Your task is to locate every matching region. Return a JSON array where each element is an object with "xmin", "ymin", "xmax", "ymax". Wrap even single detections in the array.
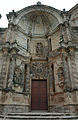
[
  {"xmin": 75, "ymin": 52, "xmax": 78, "ymax": 74},
  {"xmin": 0, "ymin": 3, "xmax": 78, "ymax": 114},
  {"xmin": 0, "ymin": 54, "xmax": 3, "ymax": 88},
  {"xmin": 50, "ymin": 29, "xmax": 60, "ymax": 50},
  {"xmin": 69, "ymin": 4, "xmax": 78, "ymax": 26},
  {"xmin": 0, "ymin": 91, "xmax": 29, "ymax": 113},
  {"xmin": 0, "ymin": 28, "xmax": 7, "ymax": 43}
]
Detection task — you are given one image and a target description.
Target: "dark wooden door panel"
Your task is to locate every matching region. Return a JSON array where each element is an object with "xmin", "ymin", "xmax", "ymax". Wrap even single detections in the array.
[{"xmin": 31, "ymin": 80, "xmax": 48, "ymax": 110}]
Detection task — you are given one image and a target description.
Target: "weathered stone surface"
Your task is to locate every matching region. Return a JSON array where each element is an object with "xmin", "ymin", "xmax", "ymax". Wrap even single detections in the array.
[
  {"xmin": 0, "ymin": 112, "xmax": 78, "ymax": 120},
  {"xmin": 0, "ymin": 2, "xmax": 78, "ymax": 116}
]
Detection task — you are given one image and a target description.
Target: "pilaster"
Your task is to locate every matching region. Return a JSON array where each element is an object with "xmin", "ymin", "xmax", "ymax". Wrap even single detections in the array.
[
  {"xmin": 48, "ymin": 62, "xmax": 55, "ymax": 93},
  {"xmin": 69, "ymin": 47, "xmax": 78, "ymax": 90},
  {"xmin": 61, "ymin": 48, "xmax": 71, "ymax": 91},
  {"xmin": 1, "ymin": 47, "xmax": 9, "ymax": 88},
  {"xmin": 7, "ymin": 56, "xmax": 16, "ymax": 89},
  {"xmin": 25, "ymin": 63, "xmax": 30, "ymax": 93}
]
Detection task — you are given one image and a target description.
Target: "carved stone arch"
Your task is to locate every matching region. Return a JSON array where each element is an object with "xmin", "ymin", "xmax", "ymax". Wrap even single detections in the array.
[{"xmin": 13, "ymin": 5, "xmax": 63, "ymax": 25}]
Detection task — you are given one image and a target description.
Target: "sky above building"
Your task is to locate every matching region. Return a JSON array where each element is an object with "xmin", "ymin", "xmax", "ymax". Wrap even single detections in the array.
[{"xmin": 0, "ymin": 0, "xmax": 78, "ymax": 27}]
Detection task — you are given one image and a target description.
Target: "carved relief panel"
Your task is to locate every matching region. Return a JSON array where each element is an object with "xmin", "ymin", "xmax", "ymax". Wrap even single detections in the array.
[
  {"xmin": 57, "ymin": 67, "xmax": 64, "ymax": 88},
  {"xmin": 13, "ymin": 59, "xmax": 24, "ymax": 88},
  {"xmin": 30, "ymin": 62, "xmax": 48, "ymax": 79},
  {"xmin": 55, "ymin": 57, "xmax": 64, "ymax": 91}
]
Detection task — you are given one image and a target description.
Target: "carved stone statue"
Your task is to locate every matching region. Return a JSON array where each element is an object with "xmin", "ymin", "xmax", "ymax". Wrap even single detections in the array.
[
  {"xmin": 8, "ymin": 78, "xmax": 13, "ymax": 89},
  {"xmin": 57, "ymin": 67, "xmax": 64, "ymax": 88},
  {"xmin": 36, "ymin": 43, "xmax": 43, "ymax": 56}
]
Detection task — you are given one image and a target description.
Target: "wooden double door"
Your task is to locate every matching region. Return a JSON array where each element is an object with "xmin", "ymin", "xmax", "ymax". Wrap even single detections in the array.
[{"xmin": 31, "ymin": 80, "xmax": 48, "ymax": 110}]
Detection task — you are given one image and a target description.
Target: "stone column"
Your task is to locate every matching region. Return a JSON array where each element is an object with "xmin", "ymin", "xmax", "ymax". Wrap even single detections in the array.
[
  {"xmin": 1, "ymin": 47, "xmax": 10, "ymax": 88},
  {"xmin": 6, "ymin": 24, "xmax": 12, "ymax": 42},
  {"xmin": 48, "ymin": 62, "xmax": 55, "ymax": 93},
  {"xmin": 69, "ymin": 48, "xmax": 78, "ymax": 90},
  {"xmin": 23, "ymin": 64, "xmax": 27, "ymax": 92},
  {"xmin": 24, "ymin": 63, "xmax": 30, "ymax": 93},
  {"xmin": 27, "ymin": 39, "xmax": 29, "ymax": 51},
  {"xmin": 64, "ymin": 21, "xmax": 72, "ymax": 43},
  {"xmin": 7, "ymin": 56, "xmax": 16, "ymax": 89},
  {"xmin": 60, "ymin": 22, "xmax": 72, "ymax": 44},
  {"xmin": 61, "ymin": 50, "xmax": 71, "ymax": 91},
  {"xmin": 48, "ymin": 38, "xmax": 52, "ymax": 52}
]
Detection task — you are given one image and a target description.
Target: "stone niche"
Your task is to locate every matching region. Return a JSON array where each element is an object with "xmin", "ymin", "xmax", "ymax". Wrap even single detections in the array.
[{"xmin": 18, "ymin": 11, "xmax": 59, "ymax": 37}]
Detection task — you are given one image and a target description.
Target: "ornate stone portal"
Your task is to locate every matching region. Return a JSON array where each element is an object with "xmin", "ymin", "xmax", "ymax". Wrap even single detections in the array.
[{"xmin": 0, "ymin": 3, "xmax": 78, "ymax": 114}]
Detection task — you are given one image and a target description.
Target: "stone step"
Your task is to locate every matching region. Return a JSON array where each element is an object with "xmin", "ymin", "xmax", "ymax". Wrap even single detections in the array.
[
  {"xmin": 0, "ymin": 113, "xmax": 78, "ymax": 120},
  {"xmin": 3, "ymin": 112, "xmax": 72, "ymax": 116},
  {"xmin": 0, "ymin": 116, "xmax": 78, "ymax": 120},
  {"xmin": 0, "ymin": 115, "xmax": 78, "ymax": 119}
]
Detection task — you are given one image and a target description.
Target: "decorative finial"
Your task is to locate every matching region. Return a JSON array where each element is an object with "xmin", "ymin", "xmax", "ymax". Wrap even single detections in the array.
[
  {"xmin": 63, "ymin": 9, "xmax": 66, "ymax": 12},
  {"xmin": 12, "ymin": 10, "xmax": 15, "ymax": 13},
  {"xmin": 63, "ymin": 8, "xmax": 66, "ymax": 14},
  {"xmin": 37, "ymin": 1, "xmax": 41, "ymax": 5}
]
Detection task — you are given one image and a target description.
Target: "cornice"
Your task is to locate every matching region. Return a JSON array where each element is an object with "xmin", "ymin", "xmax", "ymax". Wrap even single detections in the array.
[{"xmin": 68, "ymin": 4, "xmax": 78, "ymax": 14}]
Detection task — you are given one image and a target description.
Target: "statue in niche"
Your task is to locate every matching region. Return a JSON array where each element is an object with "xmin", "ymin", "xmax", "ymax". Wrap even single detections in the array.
[
  {"xmin": 36, "ymin": 43, "xmax": 43, "ymax": 56},
  {"xmin": 57, "ymin": 67, "xmax": 64, "ymax": 88}
]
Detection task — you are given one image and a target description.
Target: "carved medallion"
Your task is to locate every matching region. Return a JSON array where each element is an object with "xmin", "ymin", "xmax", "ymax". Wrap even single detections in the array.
[{"xmin": 31, "ymin": 62, "xmax": 48, "ymax": 78}]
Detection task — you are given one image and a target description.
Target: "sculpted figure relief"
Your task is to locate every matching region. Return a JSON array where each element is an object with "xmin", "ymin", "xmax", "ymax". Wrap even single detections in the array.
[
  {"xmin": 31, "ymin": 62, "xmax": 48, "ymax": 79},
  {"xmin": 57, "ymin": 67, "xmax": 64, "ymax": 88},
  {"xmin": 13, "ymin": 61, "xmax": 24, "ymax": 86},
  {"xmin": 36, "ymin": 43, "xmax": 43, "ymax": 56}
]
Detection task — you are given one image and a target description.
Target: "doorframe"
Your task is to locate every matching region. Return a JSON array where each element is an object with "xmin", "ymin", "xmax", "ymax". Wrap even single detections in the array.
[{"xmin": 30, "ymin": 79, "xmax": 48, "ymax": 111}]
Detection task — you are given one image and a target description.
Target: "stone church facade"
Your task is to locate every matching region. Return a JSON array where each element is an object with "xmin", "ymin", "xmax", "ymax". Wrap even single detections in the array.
[{"xmin": 0, "ymin": 2, "xmax": 78, "ymax": 114}]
